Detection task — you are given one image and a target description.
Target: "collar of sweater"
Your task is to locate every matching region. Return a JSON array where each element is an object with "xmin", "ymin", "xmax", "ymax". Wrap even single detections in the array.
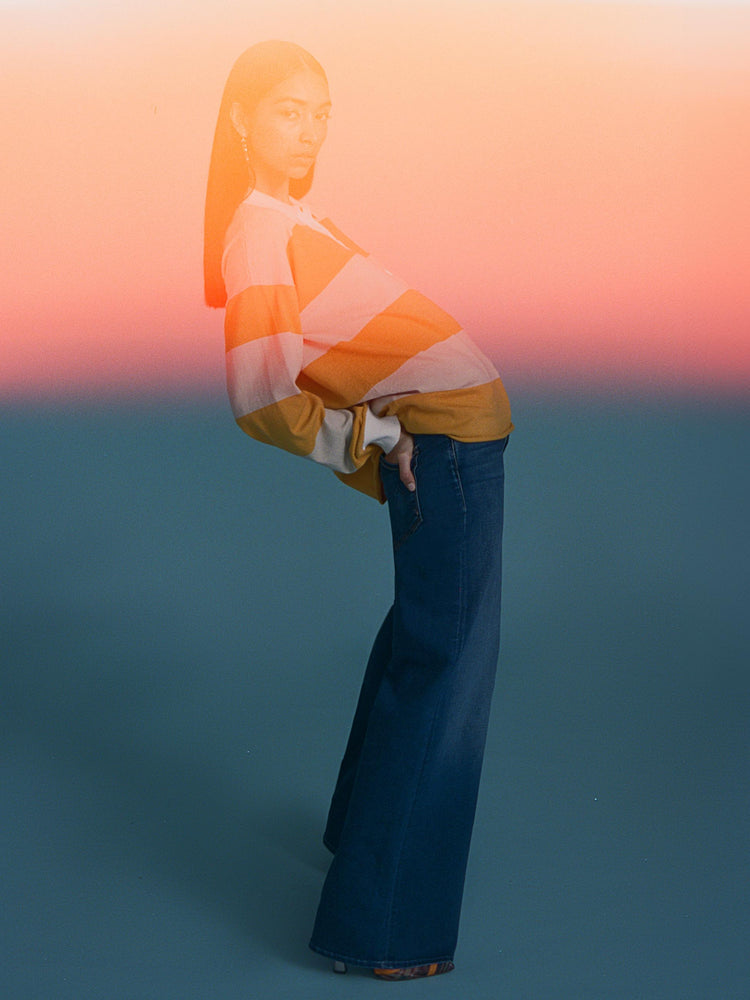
[
  {"xmin": 245, "ymin": 188, "xmax": 318, "ymax": 225},
  {"xmin": 244, "ymin": 188, "xmax": 350, "ymax": 248}
]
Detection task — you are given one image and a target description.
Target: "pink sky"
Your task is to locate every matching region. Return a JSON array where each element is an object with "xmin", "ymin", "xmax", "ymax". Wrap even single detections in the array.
[{"xmin": 2, "ymin": 1, "xmax": 749, "ymax": 398}]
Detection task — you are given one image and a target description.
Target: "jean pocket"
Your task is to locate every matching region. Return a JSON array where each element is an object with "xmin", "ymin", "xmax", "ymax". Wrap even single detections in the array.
[{"xmin": 380, "ymin": 447, "xmax": 423, "ymax": 550}]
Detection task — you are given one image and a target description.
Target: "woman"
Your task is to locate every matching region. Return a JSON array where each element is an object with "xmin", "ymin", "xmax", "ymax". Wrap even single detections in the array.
[{"xmin": 204, "ymin": 40, "xmax": 513, "ymax": 980}]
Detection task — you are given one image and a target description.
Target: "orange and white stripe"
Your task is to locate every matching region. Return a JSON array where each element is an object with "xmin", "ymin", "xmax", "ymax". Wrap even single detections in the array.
[{"xmin": 221, "ymin": 190, "xmax": 512, "ymax": 499}]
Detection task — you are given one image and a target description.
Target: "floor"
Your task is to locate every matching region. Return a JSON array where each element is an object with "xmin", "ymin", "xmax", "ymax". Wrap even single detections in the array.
[{"xmin": 2, "ymin": 391, "xmax": 748, "ymax": 999}]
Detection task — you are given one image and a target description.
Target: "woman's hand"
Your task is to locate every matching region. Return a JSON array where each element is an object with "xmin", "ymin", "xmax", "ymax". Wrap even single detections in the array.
[{"xmin": 384, "ymin": 429, "xmax": 416, "ymax": 492}]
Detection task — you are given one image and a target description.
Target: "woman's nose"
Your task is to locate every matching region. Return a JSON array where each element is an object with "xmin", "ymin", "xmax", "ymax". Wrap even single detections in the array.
[
  {"xmin": 299, "ymin": 120, "xmax": 316, "ymax": 144},
  {"xmin": 299, "ymin": 113, "xmax": 324, "ymax": 144}
]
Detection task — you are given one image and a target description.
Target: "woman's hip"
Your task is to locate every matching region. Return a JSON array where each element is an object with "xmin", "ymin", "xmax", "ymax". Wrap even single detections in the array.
[{"xmin": 379, "ymin": 433, "xmax": 507, "ymax": 538}]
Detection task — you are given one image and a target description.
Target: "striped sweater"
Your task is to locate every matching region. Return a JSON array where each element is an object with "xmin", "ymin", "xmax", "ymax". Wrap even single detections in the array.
[{"xmin": 222, "ymin": 189, "xmax": 513, "ymax": 501}]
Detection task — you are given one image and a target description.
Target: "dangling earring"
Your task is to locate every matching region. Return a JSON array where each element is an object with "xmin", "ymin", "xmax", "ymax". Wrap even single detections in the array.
[{"xmin": 239, "ymin": 133, "xmax": 255, "ymax": 191}]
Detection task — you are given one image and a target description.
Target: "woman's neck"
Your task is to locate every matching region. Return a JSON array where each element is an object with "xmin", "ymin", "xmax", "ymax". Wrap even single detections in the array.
[{"xmin": 251, "ymin": 176, "xmax": 291, "ymax": 204}]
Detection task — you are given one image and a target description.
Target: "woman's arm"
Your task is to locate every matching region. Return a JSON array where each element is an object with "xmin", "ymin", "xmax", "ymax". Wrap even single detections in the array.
[{"xmin": 222, "ymin": 206, "xmax": 401, "ymax": 474}]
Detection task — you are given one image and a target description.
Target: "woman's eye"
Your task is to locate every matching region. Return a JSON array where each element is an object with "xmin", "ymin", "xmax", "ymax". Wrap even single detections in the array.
[{"xmin": 316, "ymin": 112, "xmax": 331, "ymax": 122}]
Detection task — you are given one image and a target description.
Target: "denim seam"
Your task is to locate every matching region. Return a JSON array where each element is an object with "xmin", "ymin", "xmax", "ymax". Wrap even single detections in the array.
[
  {"xmin": 449, "ymin": 439, "xmax": 468, "ymax": 661},
  {"xmin": 382, "ymin": 440, "xmax": 440, "ymax": 956},
  {"xmin": 448, "ymin": 438, "xmax": 467, "ymax": 515}
]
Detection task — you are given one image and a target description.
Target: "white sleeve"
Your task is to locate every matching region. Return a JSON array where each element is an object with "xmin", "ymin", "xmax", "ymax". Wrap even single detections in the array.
[{"xmin": 362, "ymin": 407, "xmax": 402, "ymax": 455}]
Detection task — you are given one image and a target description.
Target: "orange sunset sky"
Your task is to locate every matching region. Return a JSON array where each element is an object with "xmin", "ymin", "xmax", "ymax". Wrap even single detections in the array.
[{"xmin": 2, "ymin": 0, "xmax": 749, "ymax": 398}]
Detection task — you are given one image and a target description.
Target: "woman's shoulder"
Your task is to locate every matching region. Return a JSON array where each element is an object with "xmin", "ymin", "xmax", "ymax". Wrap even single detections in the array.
[
  {"xmin": 223, "ymin": 199, "xmax": 296, "ymax": 294},
  {"xmin": 229, "ymin": 197, "xmax": 296, "ymax": 244}
]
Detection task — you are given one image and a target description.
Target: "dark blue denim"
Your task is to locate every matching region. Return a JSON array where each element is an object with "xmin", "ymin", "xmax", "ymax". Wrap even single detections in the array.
[{"xmin": 309, "ymin": 433, "xmax": 508, "ymax": 968}]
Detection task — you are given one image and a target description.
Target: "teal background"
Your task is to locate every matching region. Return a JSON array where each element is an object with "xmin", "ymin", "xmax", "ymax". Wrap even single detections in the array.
[{"xmin": 2, "ymin": 391, "xmax": 748, "ymax": 998}]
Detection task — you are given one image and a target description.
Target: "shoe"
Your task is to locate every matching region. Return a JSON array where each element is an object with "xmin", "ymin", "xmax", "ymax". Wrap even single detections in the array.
[
  {"xmin": 333, "ymin": 961, "xmax": 347, "ymax": 974},
  {"xmin": 373, "ymin": 961, "xmax": 455, "ymax": 980}
]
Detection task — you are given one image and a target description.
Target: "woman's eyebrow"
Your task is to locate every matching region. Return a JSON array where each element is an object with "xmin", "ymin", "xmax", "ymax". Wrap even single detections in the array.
[{"xmin": 274, "ymin": 96, "xmax": 332, "ymax": 108}]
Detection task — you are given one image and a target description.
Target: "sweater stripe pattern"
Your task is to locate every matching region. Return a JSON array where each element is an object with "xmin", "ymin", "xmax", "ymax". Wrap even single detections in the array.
[{"xmin": 222, "ymin": 191, "xmax": 513, "ymax": 500}]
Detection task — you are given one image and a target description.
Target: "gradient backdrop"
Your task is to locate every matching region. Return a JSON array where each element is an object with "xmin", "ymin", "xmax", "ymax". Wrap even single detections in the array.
[
  {"xmin": 2, "ymin": 0, "xmax": 749, "ymax": 398},
  {"xmin": 2, "ymin": 4, "xmax": 749, "ymax": 999}
]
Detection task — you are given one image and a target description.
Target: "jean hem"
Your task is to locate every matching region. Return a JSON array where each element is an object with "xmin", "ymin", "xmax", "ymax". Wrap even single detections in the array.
[{"xmin": 308, "ymin": 941, "xmax": 455, "ymax": 969}]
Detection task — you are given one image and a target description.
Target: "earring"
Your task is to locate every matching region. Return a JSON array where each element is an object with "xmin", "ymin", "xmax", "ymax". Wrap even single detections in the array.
[{"xmin": 239, "ymin": 133, "xmax": 255, "ymax": 190}]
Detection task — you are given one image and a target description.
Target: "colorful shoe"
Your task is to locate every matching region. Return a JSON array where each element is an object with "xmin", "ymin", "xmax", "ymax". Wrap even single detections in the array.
[{"xmin": 373, "ymin": 961, "xmax": 455, "ymax": 980}]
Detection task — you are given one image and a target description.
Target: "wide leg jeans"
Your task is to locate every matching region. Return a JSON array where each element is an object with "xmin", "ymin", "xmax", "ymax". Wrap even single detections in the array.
[{"xmin": 309, "ymin": 433, "xmax": 508, "ymax": 968}]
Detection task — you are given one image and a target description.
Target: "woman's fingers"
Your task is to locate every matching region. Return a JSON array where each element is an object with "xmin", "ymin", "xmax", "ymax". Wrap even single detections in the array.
[
  {"xmin": 399, "ymin": 449, "xmax": 416, "ymax": 492},
  {"xmin": 383, "ymin": 429, "xmax": 416, "ymax": 491}
]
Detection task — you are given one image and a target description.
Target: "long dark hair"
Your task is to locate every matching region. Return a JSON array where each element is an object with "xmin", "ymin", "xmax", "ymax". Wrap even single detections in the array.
[{"xmin": 203, "ymin": 40, "xmax": 328, "ymax": 308}]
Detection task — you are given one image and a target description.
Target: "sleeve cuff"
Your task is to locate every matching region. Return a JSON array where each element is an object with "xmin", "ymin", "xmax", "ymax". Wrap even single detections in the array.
[{"xmin": 362, "ymin": 407, "xmax": 401, "ymax": 454}]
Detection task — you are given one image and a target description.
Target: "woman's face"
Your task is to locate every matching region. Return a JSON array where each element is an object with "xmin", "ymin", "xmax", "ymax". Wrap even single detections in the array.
[{"xmin": 237, "ymin": 68, "xmax": 331, "ymax": 200}]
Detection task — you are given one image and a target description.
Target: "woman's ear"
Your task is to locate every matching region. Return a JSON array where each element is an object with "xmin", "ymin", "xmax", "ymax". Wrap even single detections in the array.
[{"xmin": 229, "ymin": 101, "xmax": 248, "ymax": 137}]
